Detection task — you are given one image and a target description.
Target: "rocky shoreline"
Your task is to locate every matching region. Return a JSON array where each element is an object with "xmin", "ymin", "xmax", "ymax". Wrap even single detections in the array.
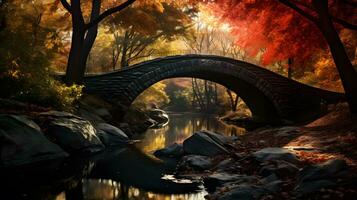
[
  {"xmin": 1, "ymin": 97, "xmax": 356, "ymax": 199},
  {"xmin": 0, "ymin": 95, "xmax": 168, "ymax": 168},
  {"xmin": 153, "ymin": 129, "xmax": 357, "ymax": 200}
]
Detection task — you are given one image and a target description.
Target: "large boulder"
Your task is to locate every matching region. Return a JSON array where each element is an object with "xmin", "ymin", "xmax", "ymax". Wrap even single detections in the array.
[
  {"xmin": 0, "ymin": 115, "xmax": 68, "ymax": 167},
  {"xmin": 259, "ymin": 160, "xmax": 299, "ymax": 177},
  {"xmin": 96, "ymin": 123, "xmax": 129, "ymax": 146},
  {"xmin": 252, "ymin": 147, "xmax": 300, "ymax": 164},
  {"xmin": 44, "ymin": 113, "xmax": 105, "ymax": 154},
  {"xmin": 147, "ymin": 109, "xmax": 169, "ymax": 126},
  {"xmin": 294, "ymin": 159, "xmax": 350, "ymax": 196},
  {"xmin": 204, "ymin": 172, "xmax": 258, "ymax": 190},
  {"xmin": 179, "ymin": 155, "xmax": 213, "ymax": 170},
  {"xmin": 298, "ymin": 159, "xmax": 347, "ymax": 182},
  {"xmin": 77, "ymin": 95, "xmax": 114, "ymax": 122},
  {"xmin": 183, "ymin": 131, "xmax": 229, "ymax": 156},
  {"xmin": 154, "ymin": 143, "xmax": 185, "ymax": 158}
]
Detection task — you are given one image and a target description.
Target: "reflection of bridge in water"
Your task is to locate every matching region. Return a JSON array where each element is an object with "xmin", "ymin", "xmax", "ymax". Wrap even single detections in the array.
[{"xmin": 83, "ymin": 54, "xmax": 344, "ymax": 124}]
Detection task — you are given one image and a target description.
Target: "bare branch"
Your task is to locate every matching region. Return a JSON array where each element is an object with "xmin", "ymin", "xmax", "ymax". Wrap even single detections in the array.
[
  {"xmin": 60, "ymin": 0, "xmax": 72, "ymax": 13},
  {"xmin": 283, "ymin": 0, "xmax": 357, "ymax": 30},
  {"xmin": 331, "ymin": 16, "xmax": 357, "ymax": 30},
  {"xmin": 85, "ymin": 0, "xmax": 136, "ymax": 30}
]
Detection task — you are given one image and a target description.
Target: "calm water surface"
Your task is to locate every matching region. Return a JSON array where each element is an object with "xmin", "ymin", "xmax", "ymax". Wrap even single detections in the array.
[
  {"xmin": 135, "ymin": 113, "xmax": 246, "ymax": 155},
  {"xmin": 1, "ymin": 113, "xmax": 245, "ymax": 200}
]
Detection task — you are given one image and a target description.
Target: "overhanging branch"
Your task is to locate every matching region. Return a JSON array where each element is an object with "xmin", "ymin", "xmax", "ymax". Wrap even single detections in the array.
[
  {"xmin": 85, "ymin": 0, "xmax": 136, "ymax": 30},
  {"xmin": 279, "ymin": 0, "xmax": 319, "ymax": 25},
  {"xmin": 60, "ymin": 0, "xmax": 72, "ymax": 13},
  {"xmin": 332, "ymin": 16, "xmax": 357, "ymax": 30}
]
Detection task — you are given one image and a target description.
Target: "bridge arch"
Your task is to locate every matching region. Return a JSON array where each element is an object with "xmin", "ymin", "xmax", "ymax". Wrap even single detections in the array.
[{"xmin": 83, "ymin": 55, "xmax": 343, "ymax": 123}]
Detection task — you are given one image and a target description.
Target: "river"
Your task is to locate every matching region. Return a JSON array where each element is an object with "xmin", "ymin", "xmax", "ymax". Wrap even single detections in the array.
[{"xmin": 0, "ymin": 113, "xmax": 245, "ymax": 200}]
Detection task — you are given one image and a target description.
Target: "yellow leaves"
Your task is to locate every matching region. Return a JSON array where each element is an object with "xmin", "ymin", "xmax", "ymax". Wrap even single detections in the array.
[
  {"xmin": 45, "ymin": 32, "xmax": 62, "ymax": 49},
  {"xmin": 295, "ymin": 151, "xmax": 337, "ymax": 164},
  {"xmin": 133, "ymin": 82, "xmax": 169, "ymax": 109},
  {"xmin": 41, "ymin": 80, "xmax": 84, "ymax": 110},
  {"xmin": 7, "ymin": 69, "xmax": 21, "ymax": 79}
]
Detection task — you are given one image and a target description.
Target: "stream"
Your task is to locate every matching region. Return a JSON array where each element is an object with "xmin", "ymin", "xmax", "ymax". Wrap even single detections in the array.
[{"xmin": 0, "ymin": 113, "xmax": 245, "ymax": 200}]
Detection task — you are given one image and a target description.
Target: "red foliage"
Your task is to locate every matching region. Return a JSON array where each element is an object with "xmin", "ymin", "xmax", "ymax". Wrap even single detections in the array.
[{"xmin": 202, "ymin": 0, "xmax": 355, "ymax": 66}]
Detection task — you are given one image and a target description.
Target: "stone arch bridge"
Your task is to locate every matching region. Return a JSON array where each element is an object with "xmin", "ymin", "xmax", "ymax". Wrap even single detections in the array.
[{"xmin": 83, "ymin": 55, "xmax": 343, "ymax": 123}]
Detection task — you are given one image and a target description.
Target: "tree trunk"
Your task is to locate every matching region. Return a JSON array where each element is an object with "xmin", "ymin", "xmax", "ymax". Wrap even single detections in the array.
[
  {"xmin": 204, "ymin": 80, "xmax": 210, "ymax": 112},
  {"xmin": 65, "ymin": 2, "xmax": 86, "ymax": 85},
  {"xmin": 193, "ymin": 78, "xmax": 204, "ymax": 111},
  {"xmin": 120, "ymin": 30, "xmax": 129, "ymax": 68},
  {"xmin": 287, "ymin": 58, "xmax": 293, "ymax": 79},
  {"xmin": 227, "ymin": 89, "xmax": 239, "ymax": 111},
  {"xmin": 313, "ymin": 0, "xmax": 357, "ymax": 114},
  {"xmin": 80, "ymin": 0, "xmax": 100, "ymax": 76},
  {"xmin": 214, "ymin": 83, "xmax": 218, "ymax": 105},
  {"xmin": 65, "ymin": 0, "xmax": 100, "ymax": 85}
]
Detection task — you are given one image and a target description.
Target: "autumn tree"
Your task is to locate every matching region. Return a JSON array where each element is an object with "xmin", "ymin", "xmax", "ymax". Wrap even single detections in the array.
[
  {"xmin": 200, "ymin": 0, "xmax": 357, "ymax": 113},
  {"xmin": 0, "ymin": 0, "xmax": 82, "ymax": 109},
  {"xmin": 59, "ymin": 0, "xmax": 136, "ymax": 84},
  {"xmin": 133, "ymin": 82, "xmax": 169, "ymax": 110},
  {"xmin": 106, "ymin": 3, "xmax": 192, "ymax": 69}
]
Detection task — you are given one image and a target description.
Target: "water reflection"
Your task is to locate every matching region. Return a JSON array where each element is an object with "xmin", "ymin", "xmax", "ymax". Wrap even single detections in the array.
[
  {"xmin": 135, "ymin": 113, "xmax": 246, "ymax": 154},
  {"xmin": 83, "ymin": 179, "xmax": 206, "ymax": 200},
  {"xmin": 1, "ymin": 113, "xmax": 243, "ymax": 200}
]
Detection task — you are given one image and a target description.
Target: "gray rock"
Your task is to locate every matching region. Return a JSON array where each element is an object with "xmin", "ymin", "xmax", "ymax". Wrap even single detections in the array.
[
  {"xmin": 39, "ymin": 111, "xmax": 79, "ymax": 118},
  {"xmin": 259, "ymin": 160, "xmax": 299, "ymax": 177},
  {"xmin": 253, "ymin": 147, "xmax": 300, "ymax": 164},
  {"xmin": 295, "ymin": 179, "xmax": 336, "ymax": 196},
  {"xmin": 117, "ymin": 123, "xmax": 133, "ymax": 137},
  {"xmin": 93, "ymin": 108, "xmax": 112, "ymax": 119},
  {"xmin": 183, "ymin": 131, "xmax": 229, "ymax": 156},
  {"xmin": 154, "ymin": 143, "xmax": 184, "ymax": 158},
  {"xmin": 275, "ymin": 126, "xmax": 300, "ymax": 137},
  {"xmin": 180, "ymin": 155, "xmax": 212, "ymax": 170},
  {"xmin": 218, "ymin": 184, "xmax": 268, "ymax": 200},
  {"xmin": 96, "ymin": 123, "xmax": 129, "ymax": 146},
  {"xmin": 204, "ymin": 172, "xmax": 258, "ymax": 190},
  {"xmin": 77, "ymin": 108, "xmax": 105, "ymax": 123},
  {"xmin": 148, "ymin": 109, "xmax": 169, "ymax": 125},
  {"xmin": 261, "ymin": 174, "xmax": 279, "ymax": 184},
  {"xmin": 9, "ymin": 115, "xmax": 41, "ymax": 132},
  {"xmin": 0, "ymin": 115, "xmax": 68, "ymax": 166},
  {"xmin": 46, "ymin": 117, "xmax": 104, "ymax": 153},
  {"xmin": 199, "ymin": 130, "xmax": 237, "ymax": 146},
  {"xmin": 215, "ymin": 158, "xmax": 236, "ymax": 172},
  {"xmin": 299, "ymin": 159, "xmax": 347, "ymax": 182},
  {"xmin": 264, "ymin": 180, "xmax": 283, "ymax": 193},
  {"xmin": 294, "ymin": 159, "xmax": 349, "ymax": 196}
]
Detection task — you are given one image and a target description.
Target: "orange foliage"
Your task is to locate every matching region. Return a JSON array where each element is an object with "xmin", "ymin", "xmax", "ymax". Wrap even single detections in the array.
[{"xmin": 196, "ymin": 0, "xmax": 356, "ymax": 68}]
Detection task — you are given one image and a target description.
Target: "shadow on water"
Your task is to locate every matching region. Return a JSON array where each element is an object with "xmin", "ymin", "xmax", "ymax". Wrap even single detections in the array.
[
  {"xmin": 88, "ymin": 146, "xmax": 200, "ymax": 194},
  {"xmin": 0, "ymin": 145, "xmax": 201, "ymax": 200}
]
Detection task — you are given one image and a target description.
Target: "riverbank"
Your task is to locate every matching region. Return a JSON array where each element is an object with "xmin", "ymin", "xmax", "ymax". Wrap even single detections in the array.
[
  {"xmin": 1, "ymin": 96, "xmax": 356, "ymax": 199},
  {"xmin": 0, "ymin": 95, "xmax": 168, "ymax": 168},
  {"xmin": 153, "ymin": 103, "xmax": 357, "ymax": 200}
]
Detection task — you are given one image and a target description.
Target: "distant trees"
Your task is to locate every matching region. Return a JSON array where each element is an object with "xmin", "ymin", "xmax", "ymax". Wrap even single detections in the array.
[
  {"xmin": 132, "ymin": 82, "xmax": 169, "ymax": 110},
  {"xmin": 184, "ymin": 20, "xmax": 219, "ymax": 113}
]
